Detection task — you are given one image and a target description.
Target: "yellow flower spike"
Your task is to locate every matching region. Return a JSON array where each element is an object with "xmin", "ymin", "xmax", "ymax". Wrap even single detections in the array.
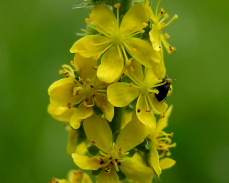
[
  {"xmin": 72, "ymin": 116, "xmax": 152, "ymax": 183},
  {"xmin": 71, "ymin": 3, "xmax": 160, "ymax": 83},
  {"xmin": 145, "ymin": 0, "xmax": 178, "ymax": 54}
]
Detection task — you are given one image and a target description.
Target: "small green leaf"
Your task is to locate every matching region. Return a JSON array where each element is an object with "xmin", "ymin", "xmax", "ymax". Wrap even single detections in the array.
[
  {"xmin": 87, "ymin": 144, "xmax": 100, "ymax": 156},
  {"xmin": 121, "ymin": 76, "xmax": 132, "ymax": 83}
]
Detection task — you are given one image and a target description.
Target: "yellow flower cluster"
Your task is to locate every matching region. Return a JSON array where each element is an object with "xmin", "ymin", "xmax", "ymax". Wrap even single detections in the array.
[{"xmin": 47, "ymin": 1, "xmax": 178, "ymax": 183}]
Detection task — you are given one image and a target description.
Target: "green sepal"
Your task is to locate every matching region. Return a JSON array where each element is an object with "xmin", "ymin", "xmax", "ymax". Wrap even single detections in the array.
[
  {"xmin": 73, "ymin": 101, "xmax": 82, "ymax": 109},
  {"xmin": 121, "ymin": 76, "xmax": 132, "ymax": 83},
  {"xmin": 141, "ymin": 20, "xmax": 152, "ymax": 42},
  {"xmin": 126, "ymin": 148, "xmax": 136, "ymax": 158},
  {"xmin": 87, "ymin": 144, "xmax": 100, "ymax": 156},
  {"xmin": 91, "ymin": 168, "xmax": 102, "ymax": 176},
  {"xmin": 117, "ymin": 170, "xmax": 126, "ymax": 181},
  {"xmin": 135, "ymin": 138, "xmax": 149, "ymax": 151},
  {"xmin": 129, "ymin": 97, "xmax": 138, "ymax": 109},
  {"xmin": 97, "ymin": 57, "xmax": 101, "ymax": 66},
  {"xmin": 75, "ymin": 124, "xmax": 87, "ymax": 145},
  {"xmin": 93, "ymin": 104, "xmax": 103, "ymax": 116}
]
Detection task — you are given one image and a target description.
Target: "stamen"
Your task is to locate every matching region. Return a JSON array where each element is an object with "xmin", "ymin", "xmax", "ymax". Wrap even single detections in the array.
[
  {"xmin": 114, "ymin": 3, "xmax": 121, "ymax": 32},
  {"xmin": 70, "ymin": 60, "xmax": 73, "ymax": 65},
  {"xmin": 85, "ymin": 18, "xmax": 91, "ymax": 24},
  {"xmin": 155, "ymin": 0, "xmax": 162, "ymax": 17},
  {"xmin": 130, "ymin": 66, "xmax": 135, "ymax": 72},
  {"xmin": 160, "ymin": 114, "xmax": 165, "ymax": 118},
  {"xmin": 92, "ymin": 66, "xmax": 98, "ymax": 70},
  {"xmin": 137, "ymin": 108, "xmax": 142, "ymax": 113},
  {"xmin": 142, "ymin": 22, "xmax": 148, "ymax": 28},
  {"xmin": 165, "ymin": 15, "xmax": 178, "ymax": 27},
  {"xmin": 164, "ymin": 33, "xmax": 170, "ymax": 39},
  {"xmin": 105, "ymin": 168, "xmax": 110, "ymax": 173},
  {"xmin": 139, "ymin": 29, "xmax": 145, "ymax": 33},
  {"xmin": 124, "ymin": 69, "xmax": 128, "ymax": 76},
  {"xmin": 164, "ymin": 13, "xmax": 169, "ymax": 19},
  {"xmin": 113, "ymin": 161, "xmax": 119, "ymax": 172},
  {"xmin": 90, "ymin": 85, "xmax": 95, "ymax": 91},
  {"xmin": 125, "ymin": 59, "xmax": 132, "ymax": 66},
  {"xmin": 160, "ymin": 7, "xmax": 165, "ymax": 14},
  {"xmin": 91, "ymin": 94, "xmax": 96, "ymax": 98},
  {"xmin": 166, "ymin": 78, "xmax": 172, "ymax": 83},
  {"xmin": 94, "ymin": 55, "xmax": 99, "ymax": 61},
  {"xmin": 114, "ymin": 3, "xmax": 121, "ymax": 8}
]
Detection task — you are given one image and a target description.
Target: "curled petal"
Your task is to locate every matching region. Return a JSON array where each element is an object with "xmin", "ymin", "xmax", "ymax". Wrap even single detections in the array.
[
  {"xmin": 149, "ymin": 25, "xmax": 162, "ymax": 51},
  {"xmin": 72, "ymin": 153, "xmax": 101, "ymax": 170},
  {"xmin": 83, "ymin": 115, "xmax": 113, "ymax": 152},
  {"xmin": 115, "ymin": 114, "xmax": 148, "ymax": 153},
  {"xmin": 67, "ymin": 128, "xmax": 78, "ymax": 156},
  {"xmin": 96, "ymin": 168, "xmax": 119, "ymax": 183},
  {"xmin": 120, "ymin": 3, "xmax": 150, "ymax": 35},
  {"xmin": 74, "ymin": 53, "xmax": 97, "ymax": 81},
  {"xmin": 124, "ymin": 38, "xmax": 160, "ymax": 68},
  {"xmin": 95, "ymin": 95, "xmax": 114, "ymax": 122},
  {"xmin": 120, "ymin": 158, "xmax": 154, "ymax": 183},
  {"xmin": 155, "ymin": 105, "xmax": 173, "ymax": 134},
  {"xmin": 107, "ymin": 82, "xmax": 139, "ymax": 107},
  {"xmin": 47, "ymin": 103, "xmax": 75, "ymax": 122},
  {"xmin": 67, "ymin": 170, "xmax": 83, "ymax": 183},
  {"xmin": 97, "ymin": 46, "xmax": 124, "ymax": 83},
  {"xmin": 148, "ymin": 94, "xmax": 168, "ymax": 114},
  {"xmin": 48, "ymin": 78, "xmax": 85, "ymax": 107},
  {"xmin": 70, "ymin": 103, "xmax": 93, "ymax": 129},
  {"xmin": 148, "ymin": 146, "xmax": 161, "ymax": 177},
  {"xmin": 90, "ymin": 4, "xmax": 117, "ymax": 35},
  {"xmin": 136, "ymin": 94, "xmax": 156, "ymax": 132},
  {"xmin": 70, "ymin": 35, "xmax": 111, "ymax": 58},
  {"xmin": 159, "ymin": 158, "xmax": 176, "ymax": 170}
]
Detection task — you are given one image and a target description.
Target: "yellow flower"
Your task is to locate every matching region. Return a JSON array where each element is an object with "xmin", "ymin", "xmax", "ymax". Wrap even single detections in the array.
[
  {"xmin": 145, "ymin": 0, "xmax": 178, "ymax": 54},
  {"xmin": 147, "ymin": 106, "xmax": 176, "ymax": 177},
  {"xmin": 70, "ymin": 3, "xmax": 161, "ymax": 83},
  {"xmin": 49, "ymin": 170, "xmax": 93, "ymax": 183},
  {"xmin": 48, "ymin": 53, "xmax": 114, "ymax": 129},
  {"xmin": 72, "ymin": 114, "xmax": 154, "ymax": 183},
  {"xmin": 107, "ymin": 59, "xmax": 170, "ymax": 132}
]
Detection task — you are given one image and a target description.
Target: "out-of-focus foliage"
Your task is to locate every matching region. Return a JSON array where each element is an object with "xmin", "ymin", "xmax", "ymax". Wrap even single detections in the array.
[{"xmin": 0, "ymin": 0, "xmax": 229, "ymax": 183}]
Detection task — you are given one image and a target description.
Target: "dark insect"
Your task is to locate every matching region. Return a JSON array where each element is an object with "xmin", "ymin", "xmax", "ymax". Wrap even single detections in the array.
[{"xmin": 155, "ymin": 77, "xmax": 172, "ymax": 102}]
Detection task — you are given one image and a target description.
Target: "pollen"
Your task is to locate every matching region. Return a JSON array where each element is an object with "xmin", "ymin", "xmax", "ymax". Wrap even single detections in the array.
[
  {"xmin": 164, "ymin": 33, "xmax": 170, "ymax": 39},
  {"xmin": 85, "ymin": 18, "xmax": 91, "ymax": 24},
  {"xmin": 125, "ymin": 59, "xmax": 132, "ymax": 66},
  {"xmin": 114, "ymin": 3, "xmax": 121, "ymax": 8}
]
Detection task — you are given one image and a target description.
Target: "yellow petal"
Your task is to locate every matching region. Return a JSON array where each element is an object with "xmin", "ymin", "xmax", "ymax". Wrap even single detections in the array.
[
  {"xmin": 144, "ymin": 68, "xmax": 162, "ymax": 86},
  {"xmin": 148, "ymin": 146, "xmax": 161, "ymax": 177},
  {"xmin": 96, "ymin": 168, "xmax": 119, "ymax": 183},
  {"xmin": 48, "ymin": 78, "xmax": 85, "ymax": 107},
  {"xmin": 136, "ymin": 94, "xmax": 156, "ymax": 132},
  {"xmin": 149, "ymin": 25, "xmax": 162, "ymax": 51},
  {"xmin": 82, "ymin": 173, "xmax": 93, "ymax": 183},
  {"xmin": 72, "ymin": 153, "xmax": 101, "ymax": 170},
  {"xmin": 67, "ymin": 128, "xmax": 78, "ymax": 155},
  {"xmin": 75, "ymin": 142, "xmax": 88, "ymax": 155},
  {"xmin": 50, "ymin": 178, "xmax": 69, "ymax": 183},
  {"xmin": 124, "ymin": 38, "xmax": 160, "ymax": 68},
  {"xmin": 148, "ymin": 94, "xmax": 168, "ymax": 114},
  {"xmin": 152, "ymin": 49, "xmax": 166, "ymax": 79},
  {"xmin": 70, "ymin": 35, "xmax": 111, "ymax": 58},
  {"xmin": 70, "ymin": 103, "xmax": 93, "ymax": 129},
  {"xmin": 126, "ymin": 59, "xmax": 144, "ymax": 81},
  {"xmin": 155, "ymin": 105, "xmax": 173, "ymax": 133},
  {"xmin": 97, "ymin": 46, "xmax": 124, "ymax": 83},
  {"xmin": 95, "ymin": 95, "xmax": 114, "ymax": 122},
  {"xmin": 159, "ymin": 158, "xmax": 176, "ymax": 170},
  {"xmin": 83, "ymin": 115, "xmax": 113, "ymax": 152},
  {"xmin": 120, "ymin": 3, "xmax": 150, "ymax": 35},
  {"xmin": 120, "ymin": 158, "xmax": 154, "ymax": 183},
  {"xmin": 107, "ymin": 82, "xmax": 139, "ymax": 107},
  {"xmin": 115, "ymin": 113, "xmax": 148, "ymax": 153},
  {"xmin": 90, "ymin": 4, "xmax": 117, "ymax": 35},
  {"xmin": 74, "ymin": 53, "xmax": 96, "ymax": 81},
  {"xmin": 68, "ymin": 170, "xmax": 83, "ymax": 183},
  {"xmin": 47, "ymin": 103, "xmax": 75, "ymax": 122}
]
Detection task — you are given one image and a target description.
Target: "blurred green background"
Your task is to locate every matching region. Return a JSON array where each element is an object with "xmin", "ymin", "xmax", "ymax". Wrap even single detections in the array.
[{"xmin": 1, "ymin": 0, "xmax": 228, "ymax": 182}]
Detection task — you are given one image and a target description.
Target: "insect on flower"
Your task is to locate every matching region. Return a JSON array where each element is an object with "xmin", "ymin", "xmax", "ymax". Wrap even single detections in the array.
[{"xmin": 155, "ymin": 76, "xmax": 172, "ymax": 102}]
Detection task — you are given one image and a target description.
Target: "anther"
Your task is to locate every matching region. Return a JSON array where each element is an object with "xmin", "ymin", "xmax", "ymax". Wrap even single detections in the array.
[
  {"xmin": 160, "ymin": 114, "xmax": 165, "ymax": 118},
  {"xmin": 91, "ymin": 94, "xmax": 96, "ymax": 98},
  {"xmin": 125, "ymin": 59, "xmax": 132, "ymax": 66},
  {"xmin": 64, "ymin": 72, "xmax": 70, "ymax": 78},
  {"xmin": 94, "ymin": 55, "xmax": 99, "ymax": 61},
  {"xmin": 70, "ymin": 60, "xmax": 74, "ymax": 65},
  {"xmin": 100, "ymin": 158, "xmax": 105, "ymax": 165},
  {"xmin": 117, "ymin": 162, "xmax": 121, "ymax": 166},
  {"xmin": 119, "ymin": 147, "xmax": 123, "ymax": 151},
  {"xmin": 129, "ymin": 83, "xmax": 133, "ymax": 87},
  {"xmin": 170, "ymin": 132, "xmax": 174, "ymax": 137},
  {"xmin": 115, "ymin": 159, "xmax": 118, "ymax": 162},
  {"xmin": 139, "ymin": 29, "xmax": 145, "ymax": 33},
  {"xmin": 124, "ymin": 69, "xmax": 128, "ymax": 76},
  {"xmin": 109, "ymin": 156, "xmax": 113, "ymax": 160},
  {"xmin": 142, "ymin": 22, "xmax": 148, "ymax": 28},
  {"xmin": 131, "ymin": 48, "xmax": 137, "ymax": 52},
  {"xmin": 67, "ymin": 102, "xmax": 71, "ymax": 109},
  {"xmin": 164, "ymin": 33, "xmax": 170, "ymax": 39},
  {"xmin": 137, "ymin": 108, "xmax": 141, "ymax": 113},
  {"xmin": 118, "ymin": 55, "xmax": 122, "ymax": 61},
  {"xmin": 85, "ymin": 18, "xmax": 91, "ymax": 24},
  {"xmin": 164, "ymin": 13, "xmax": 169, "ymax": 18},
  {"xmin": 92, "ymin": 140, "xmax": 96, "ymax": 144},
  {"xmin": 78, "ymin": 77, "xmax": 83, "ymax": 83},
  {"xmin": 90, "ymin": 85, "xmax": 95, "ymax": 91},
  {"xmin": 92, "ymin": 66, "xmax": 98, "ymax": 70},
  {"xmin": 146, "ymin": 109, "xmax": 151, "ymax": 112},
  {"xmin": 89, "ymin": 42, "xmax": 94, "ymax": 45},
  {"xmin": 160, "ymin": 7, "xmax": 165, "ymax": 14},
  {"xmin": 105, "ymin": 168, "xmax": 110, "ymax": 173},
  {"xmin": 109, "ymin": 161, "xmax": 114, "ymax": 166},
  {"xmin": 166, "ymin": 78, "xmax": 172, "ymax": 83},
  {"xmin": 130, "ymin": 66, "xmax": 135, "ymax": 72},
  {"xmin": 114, "ymin": 3, "xmax": 121, "ymax": 8}
]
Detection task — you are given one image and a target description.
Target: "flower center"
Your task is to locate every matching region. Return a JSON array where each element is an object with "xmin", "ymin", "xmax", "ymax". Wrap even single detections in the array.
[{"xmin": 110, "ymin": 33, "xmax": 124, "ymax": 46}]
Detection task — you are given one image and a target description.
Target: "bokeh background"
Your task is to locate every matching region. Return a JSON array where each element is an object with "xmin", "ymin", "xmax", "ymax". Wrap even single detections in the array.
[{"xmin": 1, "ymin": 0, "xmax": 229, "ymax": 182}]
